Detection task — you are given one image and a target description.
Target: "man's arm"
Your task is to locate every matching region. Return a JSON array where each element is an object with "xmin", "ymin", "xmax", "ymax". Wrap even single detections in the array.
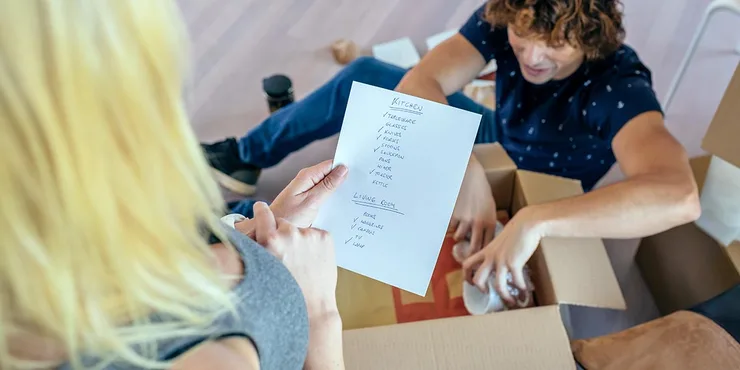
[
  {"xmin": 462, "ymin": 111, "xmax": 700, "ymax": 299},
  {"xmin": 395, "ymin": 33, "xmax": 499, "ymax": 251},
  {"xmin": 394, "ymin": 33, "xmax": 487, "ymax": 104},
  {"xmin": 525, "ymin": 111, "xmax": 700, "ymax": 239}
]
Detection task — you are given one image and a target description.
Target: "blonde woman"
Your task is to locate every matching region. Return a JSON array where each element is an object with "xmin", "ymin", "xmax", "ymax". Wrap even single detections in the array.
[{"xmin": 0, "ymin": 1, "xmax": 347, "ymax": 369}]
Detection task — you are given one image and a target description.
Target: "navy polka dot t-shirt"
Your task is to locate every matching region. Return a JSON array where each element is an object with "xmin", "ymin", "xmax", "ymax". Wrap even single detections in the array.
[{"xmin": 460, "ymin": 6, "xmax": 663, "ymax": 190}]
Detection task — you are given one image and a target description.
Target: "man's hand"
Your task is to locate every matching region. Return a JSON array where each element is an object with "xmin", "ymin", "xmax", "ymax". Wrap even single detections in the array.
[
  {"xmin": 270, "ymin": 160, "xmax": 348, "ymax": 228},
  {"xmin": 462, "ymin": 207, "xmax": 542, "ymax": 305},
  {"xmin": 450, "ymin": 157, "xmax": 498, "ymax": 259}
]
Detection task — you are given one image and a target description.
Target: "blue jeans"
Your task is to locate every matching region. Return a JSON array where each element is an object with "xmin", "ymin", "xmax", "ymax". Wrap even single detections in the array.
[
  {"xmin": 230, "ymin": 56, "xmax": 496, "ymax": 217},
  {"xmin": 689, "ymin": 283, "xmax": 740, "ymax": 342}
]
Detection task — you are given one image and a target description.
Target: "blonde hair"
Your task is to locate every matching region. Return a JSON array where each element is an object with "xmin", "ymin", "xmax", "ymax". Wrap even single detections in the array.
[{"xmin": 0, "ymin": 1, "xmax": 233, "ymax": 368}]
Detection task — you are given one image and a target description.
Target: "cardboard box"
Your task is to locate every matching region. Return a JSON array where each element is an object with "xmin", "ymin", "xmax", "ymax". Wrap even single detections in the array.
[
  {"xmin": 696, "ymin": 61, "xmax": 740, "ymax": 244},
  {"xmin": 636, "ymin": 156, "xmax": 740, "ymax": 315},
  {"xmin": 341, "ymin": 143, "xmax": 625, "ymax": 369},
  {"xmin": 702, "ymin": 62, "xmax": 740, "ymax": 169},
  {"xmin": 636, "ymin": 62, "xmax": 740, "ymax": 314},
  {"xmin": 695, "ymin": 156, "xmax": 740, "ymax": 245}
]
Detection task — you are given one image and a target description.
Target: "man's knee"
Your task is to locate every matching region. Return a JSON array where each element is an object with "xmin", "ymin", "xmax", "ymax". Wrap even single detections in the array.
[
  {"xmin": 338, "ymin": 56, "xmax": 406, "ymax": 88},
  {"xmin": 344, "ymin": 56, "xmax": 385, "ymax": 74}
]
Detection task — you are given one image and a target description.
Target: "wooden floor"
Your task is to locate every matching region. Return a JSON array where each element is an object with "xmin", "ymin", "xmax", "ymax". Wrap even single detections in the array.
[{"xmin": 179, "ymin": 0, "xmax": 740, "ymax": 339}]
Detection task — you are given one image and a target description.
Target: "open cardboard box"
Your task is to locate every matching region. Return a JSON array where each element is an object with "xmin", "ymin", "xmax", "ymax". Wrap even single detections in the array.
[
  {"xmin": 636, "ymin": 61, "xmax": 740, "ymax": 314},
  {"xmin": 636, "ymin": 156, "xmax": 740, "ymax": 314},
  {"xmin": 341, "ymin": 143, "xmax": 626, "ymax": 369}
]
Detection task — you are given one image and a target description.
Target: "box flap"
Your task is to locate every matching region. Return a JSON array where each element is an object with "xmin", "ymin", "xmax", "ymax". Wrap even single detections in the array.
[
  {"xmin": 514, "ymin": 170, "xmax": 626, "ymax": 310},
  {"xmin": 689, "ymin": 155, "xmax": 711, "ymax": 193},
  {"xmin": 336, "ymin": 268, "xmax": 398, "ymax": 330},
  {"xmin": 343, "ymin": 306, "xmax": 575, "ymax": 370},
  {"xmin": 636, "ymin": 222, "xmax": 740, "ymax": 315},
  {"xmin": 702, "ymin": 62, "xmax": 740, "ymax": 167},
  {"xmin": 540, "ymin": 238, "xmax": 626, "ymax": 309},
  {"xmin": 472, "ymin": 143, "xmax": 517, "ymax": 210},
  {"xmin": 696, "ymin": 156, "xmax": 740, "ymax": 246}
]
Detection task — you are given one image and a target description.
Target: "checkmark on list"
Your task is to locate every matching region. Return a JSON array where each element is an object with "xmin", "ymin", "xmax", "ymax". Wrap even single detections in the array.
[
  {"xmin": 377, "ymin": 134, "xmax": 382, "ymax": 140},
  {"xmin": 351, "ymin": 224, "xmax": 357, "ymax": 229},
  {"xmin": 345, "ymin": 237, "xmax": 354, "ymax": 245},
  {"xmin": 369, "ymin": 169, "xmax": 375, "ymax": 175},
  {"xmin": 378, "ymin": 127, "xmax": 384, "ymax": 133},
  {"xmin": 374, "ymin": 146, "xmax": 381, "ymax": 152},
  {"xmin": 354, "ymin": 217, "xmax": 359, "ymax": 222}
]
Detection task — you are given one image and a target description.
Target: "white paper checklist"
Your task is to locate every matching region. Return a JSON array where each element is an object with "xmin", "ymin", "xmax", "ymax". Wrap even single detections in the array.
[{"xmin": 313, "ymin": 82, "xmax": 481, "ymax": 295}]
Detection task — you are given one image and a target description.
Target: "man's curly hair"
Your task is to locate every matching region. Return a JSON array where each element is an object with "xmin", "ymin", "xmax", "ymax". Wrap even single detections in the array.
[{"xmin": 484, "ymin": 0, "xmax": 625, "ymax": 60}]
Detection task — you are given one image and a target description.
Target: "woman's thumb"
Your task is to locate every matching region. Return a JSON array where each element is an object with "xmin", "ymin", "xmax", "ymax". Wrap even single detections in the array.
[
  {"xmin": 253, "ymin": 202, "xmax": 277, "ymax": 246},
  {"xmin": 313, "ymin": 164, "xmax": 348, "ymax": 200}
]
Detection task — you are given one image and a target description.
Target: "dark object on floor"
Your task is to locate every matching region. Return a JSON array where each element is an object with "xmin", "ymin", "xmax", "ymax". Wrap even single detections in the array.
[
  {"xmin": 202, "ymin": 138, "xmax": 261, "ymax": 196},
  {"xmin": 263, "ymin": 74, "xmax": 294, "ymax": 113}
]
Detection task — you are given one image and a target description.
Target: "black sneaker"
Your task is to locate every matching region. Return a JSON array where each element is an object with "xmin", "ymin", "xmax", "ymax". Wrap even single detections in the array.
[{"xmin": 202, "ymin": 138, "xmax": 261, "ymax": 196}]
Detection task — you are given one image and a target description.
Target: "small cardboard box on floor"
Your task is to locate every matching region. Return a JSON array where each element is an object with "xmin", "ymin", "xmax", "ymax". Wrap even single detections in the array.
[
  {"xmin": 339, "ymin": 143, "xmax": 626, "ymax": 369},
  {"xmin": 636, "ymin": 61, "xmax": 740, "ymax": 315}
]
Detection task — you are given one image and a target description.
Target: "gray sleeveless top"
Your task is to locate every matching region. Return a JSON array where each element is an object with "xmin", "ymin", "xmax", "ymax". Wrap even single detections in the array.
[{"xmin": 57, "ymin": 228, "xmax": 309, "ymax": 369}]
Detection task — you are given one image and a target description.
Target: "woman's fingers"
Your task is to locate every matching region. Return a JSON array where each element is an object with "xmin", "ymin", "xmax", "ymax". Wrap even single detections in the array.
[
  {"xmin": 291, "ymin": 160, "xmax": 333, "ymax": 192},
  {"xmin": 294, "ymin": 160, "xmax": 348, "ymax": 193},
  {"xmin": 253, "ymin": 202, "xmax": 277, "ymax": 246},
  {"xmin": 308, "ymin": 164, "xmax": 348, "ymax": 204}
]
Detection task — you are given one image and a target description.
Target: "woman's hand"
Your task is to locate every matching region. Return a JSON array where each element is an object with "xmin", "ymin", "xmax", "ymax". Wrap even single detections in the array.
[
  {"xmin": 252, "ymin": 202, "xmax": 339, "ymax": 317},
  {"xmin": 234, "ymin": 160, "xmax": 346, "ymax": 238},
  {"xmin": 270, "ymin": 160, "xmax": 348, "ymax": 228},
  {"xmin": 462, "ymin": 208, "xmax": 542, "ymax": 305},
  {"xmin": 450, "ymin": 157, "xmax": 498, "ymax": 258}
]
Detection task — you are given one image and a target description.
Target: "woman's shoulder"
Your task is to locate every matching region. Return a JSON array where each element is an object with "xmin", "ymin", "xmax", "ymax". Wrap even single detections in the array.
[
  {"xmin": 210, "ymin": 241, "xmax": 245, "ymax": 289},
  {"xmin": 171, "ymin": 338, "xmax": 260, "ymax": 370}
]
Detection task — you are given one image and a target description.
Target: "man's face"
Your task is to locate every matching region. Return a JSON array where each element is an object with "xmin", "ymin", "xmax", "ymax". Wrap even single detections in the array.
[{"xmin": 507, "ymin": 27, "xmax": 585, "ymax": 84}]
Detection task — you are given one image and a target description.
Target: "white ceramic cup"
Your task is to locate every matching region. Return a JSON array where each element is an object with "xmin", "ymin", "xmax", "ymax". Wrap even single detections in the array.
[
  {"xmin": 221, "ymin": 213, "xmax": 246, "ymax": 229},
  {"xmin": 463, "ymin": 277, "xmax": 506, "ymax": 314},
  {"xmin": 463, "ymin": 269, "xmax": 533, "ymax": 315}
]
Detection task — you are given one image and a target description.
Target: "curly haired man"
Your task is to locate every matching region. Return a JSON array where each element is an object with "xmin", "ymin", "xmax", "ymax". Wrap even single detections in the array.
[{"xmin": 204, "ymin": 1, "xmax": 699, "ymax": 300}]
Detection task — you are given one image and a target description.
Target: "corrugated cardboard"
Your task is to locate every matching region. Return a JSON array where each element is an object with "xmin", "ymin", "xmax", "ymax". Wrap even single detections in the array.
[
  {"xmin": 343, "ymin": 306, "xmax": 573, "ymax": 370},
  {"xmin": 341, "ymin": 143, "xmax": 625, "ymax": 368},
  {"xmin": 636, "ymin": 221, "xmax": 740, "ymax": 315},
  {"xmin": 695, "ymin": 156, "xmax": 740, "ymax": 245},
  {"xmin": 702, "ymin": 62, "xmax": 740, "ymax": 168},
  {"xmin": 637, "ymin": 62, "xmax": 740, "ymax": 314},
  {"xmin": 636, "ymin": 156, "xmax": 740, "ymax": 314},
  {"xmin": 691, "ymin": 155, "xmax": 711, "ymax": 194},
  {"xmin": 514, "ymin": 170, "xmax": 625, "ymax": 309},
  {"xmin": 727, "ymin": 240, "xmax": 740, "ymax": 272},
  {"xmin": 473, "ymin": 143, "xmax": 517, "ymax": 210}
]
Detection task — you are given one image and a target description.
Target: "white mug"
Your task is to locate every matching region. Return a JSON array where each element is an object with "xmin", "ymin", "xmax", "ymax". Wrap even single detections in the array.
[{"xmin": 463, "ymin": 269, "xmax": 534, "ymax": 315}]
